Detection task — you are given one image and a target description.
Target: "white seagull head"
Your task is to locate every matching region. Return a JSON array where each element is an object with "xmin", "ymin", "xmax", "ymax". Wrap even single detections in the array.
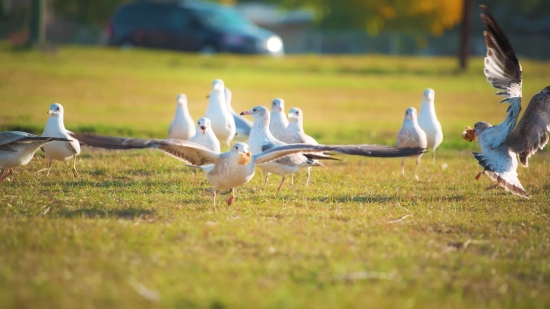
[
  {"xmin": 176, "ymin": 94, "xmax": 188, "ymax": 106},
  {"xmin": 47, "ymin": 103, "xmax": 64, "ymax": 118},
  {"xmin": 271, "ymin": 98, "xmax": 285, "ymax": 113},
  {"xmin": 197, "ymin": 117, "xmax": 211, "ymax": 135},
  {"xmin": 212, "ymin": 79, "xmax": 225, "ymax": 92},
  {"xmin": 287, "ymin": 107, "xmax": 303, "ymax": 123},
  {"xmin": 240, "ymin": 106, "xmax": 269, "ymax": 121},
  {"xmin": 404, "ymin": 107, "xmax": 418, "ymax": 121},
  {"xmin": 423, "ymin": 88, "xmax": 435, "ymax": 101},
  {"xmin": 232, "ymin": 142, "xmax": 252, "ymax": 165}
]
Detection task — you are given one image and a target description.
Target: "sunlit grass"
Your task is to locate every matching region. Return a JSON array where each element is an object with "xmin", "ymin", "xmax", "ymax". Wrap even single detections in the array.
[{"xmin": 0, "ymin": 46, "xmax": 549, "ymax": 308}]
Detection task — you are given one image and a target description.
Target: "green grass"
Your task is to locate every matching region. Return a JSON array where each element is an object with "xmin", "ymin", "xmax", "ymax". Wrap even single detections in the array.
[{"xmin": 0, "ymin": 45, "xmax": 550, "ymax": 309}]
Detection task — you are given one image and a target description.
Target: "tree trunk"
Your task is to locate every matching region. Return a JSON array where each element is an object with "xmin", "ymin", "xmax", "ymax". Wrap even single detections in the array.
[
  {"xmin": 25, "ymin": 0, "xmax": 46, "ymax": 48},
  {"xmin": 458, "ymin": 0, "xmax": 473, "ymax": 71}
]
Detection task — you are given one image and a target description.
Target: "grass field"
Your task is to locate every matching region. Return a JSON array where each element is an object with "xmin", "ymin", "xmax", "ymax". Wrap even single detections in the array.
[{"xmin": 1, "ymin": 45, "xmax": 549, "ymax": 309}]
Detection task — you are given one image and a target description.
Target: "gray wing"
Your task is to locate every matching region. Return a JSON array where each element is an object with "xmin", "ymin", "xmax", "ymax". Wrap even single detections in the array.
[
  {"xmin": 0, "ymin": 131, "xmax": 68, "ymax": 153},
  {"xmin": 233, "ymin": 115, "xmax": 252, "ymax": 136},
  {"xmin": 253, "ymin": 143, "xmax": 425, "ymax": 165},
  {"xmin": 479, "ymin": 5, "xmax": 523, "ymax": 148},
  {"xmin": 72, "ymin": 133, "xmax": 221, "ymax": 166},
  {"xmin": 260, "ymin": 141, "xmax": 307, "ymax": 166},
  {"xmin": 471, "ymin": 146, "xmax": 529, "ymax": 199},
  {"xmin": 506, "ymin": 87, "xmax": 550, "ymax": 167}
]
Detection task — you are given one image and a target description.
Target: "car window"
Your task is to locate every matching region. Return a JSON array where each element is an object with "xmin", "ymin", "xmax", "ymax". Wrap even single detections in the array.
[
  {"xmin": 168, "ymin": 9, "xmax": 191, "ymax": 30},
  {"xmin": 193, "ymin": 7, "xmax": 253, "ymax": 30}
]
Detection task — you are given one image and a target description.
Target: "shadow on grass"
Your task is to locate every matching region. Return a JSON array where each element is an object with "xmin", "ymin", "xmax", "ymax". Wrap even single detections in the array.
[
  {"xmin": 306, "ymin": 195, "xmax": 401, "ymax": 203},
  {"xmin": 56, "ymin": 207, "xmax": 155, "ymax": 219}
]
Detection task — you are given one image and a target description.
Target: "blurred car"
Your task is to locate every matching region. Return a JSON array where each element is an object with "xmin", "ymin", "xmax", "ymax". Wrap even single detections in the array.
[{"xmin": 106, "ymin": 0, "xmax": 284, "ymax": 56}]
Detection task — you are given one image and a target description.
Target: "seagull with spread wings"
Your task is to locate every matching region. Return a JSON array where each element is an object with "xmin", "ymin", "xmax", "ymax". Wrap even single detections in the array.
[
  {"xmin": 461, "ymin": 5, "xmax": 550, "ymax": 199},
  {"xmin": 0, "ymin": 131, "xmax": 70, "ymax": 183},
  {"xmin": 73, "ymin": 134, "xmax": 424, "ymax": 206}
]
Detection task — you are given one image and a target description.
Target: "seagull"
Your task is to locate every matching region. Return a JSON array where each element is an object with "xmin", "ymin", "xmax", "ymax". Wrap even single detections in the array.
[
  {"xmin": 72, "ymin": 134, "xmax": 425, "ymax": 206},
  {"xmin": 224, "ymin": 87, "xmax": 253, "ymax": 139},
  {"xmin": 242, "ymin": 105, "xmax": 424, "ymax": 193},
  {"xmin": 418, "ymin": 88, "xmax": 443, "ymax": 164},
  {"xmin": 39, "ymin": 103, "xmax": 81, "ymax": 176},
  {"xmin": 0, "ymin": 131, "xmax": 70, "ymax": 183},
  {"xmin": 204, "ymin": 79, "xmax": 236, "ymax": 148},
  {"xmin": 396, "ymin": 107, "xmax": 428, "ymax": 180},
  {"xmin": 282, "ymin": 107, "xmax": 337, "ymax": 186},
  {"xmin": 269, "ymin": 98, "xmax": 289, "ymax": 141},
  {"xmin": 189, "ymin": 117, "xmax": 221, "ymax": 176},
  {"xmin": 462, "ymin": 5, "xmax": 550, "ymax": 199},
  {"xmin": 168, "ymin": 94, "xmax": 196, "ymax": 140}
]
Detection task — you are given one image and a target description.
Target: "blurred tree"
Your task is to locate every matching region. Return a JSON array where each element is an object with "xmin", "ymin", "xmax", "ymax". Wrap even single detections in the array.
[
  {"xmin": 458, "ymin": 0, "xmax": 473, "ymax": 71},
  {"xmin": 53, "ymin": 0, "xmax": 132, "ymax": 26}
]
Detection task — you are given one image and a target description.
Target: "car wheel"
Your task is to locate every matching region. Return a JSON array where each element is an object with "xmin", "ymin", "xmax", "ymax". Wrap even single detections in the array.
[{"xmin": 199, "ymin": 44, "xmax": 217, "ymax": 55}]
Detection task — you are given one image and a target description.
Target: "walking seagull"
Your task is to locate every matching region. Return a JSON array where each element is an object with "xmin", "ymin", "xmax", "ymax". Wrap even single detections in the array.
[
  {"xmin": 168, "ymin": 94, "xmax": 196, "ymax": 140},
  {"xmin": 72, "ymin": 134, "xmax": 425, "ymax": 206},
  {"xmin": 461, "ymin": 5, "xmax": 550, "ymax": 199},
  {"xmin": 189, "ymin": 117, "xmax": 221, "ymax": 176},
  {"xmin": 418, "ymin": 88, "xmax": 443, "ymax": 164},
  {"xmin": 282, "ymin": 107, "xmax": 337, "ymax": 186},
  {"xmin": 0, "ymin": 131, "xmax": 70, "ymax": 183},
  {"xmin": 39, "ymin": 103, "xmax": 81, "ymax": 176},
  {"xmin": 224, "ymin": 87, "xmax": 253, "ymax": 139},
  {"xmin": 396, "ymin": 107, "xmax": 428, "ymax": 180},
  {"xmin": 204, "ymin": 79, "xmax": 236, "ymax": 148}
]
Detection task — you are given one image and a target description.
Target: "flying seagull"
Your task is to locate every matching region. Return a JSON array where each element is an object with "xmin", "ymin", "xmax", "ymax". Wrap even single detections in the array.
[
  {"xmin": 282, "ymin": 107, "xmax": 337, "ymax": 186},
  {"xmin": 461, "ymin": 5, "xmax": 550, "ymax": 199},
  {"xmin": 0, "ymin": 131, "xmax": 70, "ymax": 183},
  {"xmin": 269, "ymin": 98, "xmax": 289, "ymax": 141},
  {"xmin": 242, "ymin": 106, "xmax": 423, "ymax": 193},
  {"xmin": 72, "ymin": 133, "xmax": 424, "ymax": 206},
  {"xmin": 224, "ymin": 87, "xmax": 253, "ymax": 139},
  {"xmin": 204, "ymin": 79, "xmax": 236, "ymax": 148},
  {"xmin": 418, "ymin": 88, "xmax": 443, "ymax": 164},
  {"xmin": 396, "ymin": 107, "xmax": 428, "ymax": 180},
  {"xmin": 168, "ymin": 94, "xmax": 196, "ymax": 140},
  {"xmin": 39, "ymin": 103, "xmax": 81, "ymax": 176}
]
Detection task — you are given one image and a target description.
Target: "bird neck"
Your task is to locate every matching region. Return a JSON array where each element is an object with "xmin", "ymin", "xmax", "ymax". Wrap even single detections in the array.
[
  {"xmin": 287, "ymin": 120, "xmax": 302, "ymax": 133},
  {"xmin": 175, "ymin": 104, "xmax": 190, "ymax": 120},
  {"xmin": 208, "ymin": 91, "xmax": 228, "ymax": 113},
  {"xmin": 271, "ymin": 110, "xmax": 289, "ymax": 126},
  {"xmin": 251, "ymin": 117, "xmax": 274, "ymax": 139},
  {"xmin": 46, "ymin": 115, "xmax": 66, "ymax": 131},
  {"xmin": 420, "ymin": 100, "xmax": 436, "ymax": 116}
]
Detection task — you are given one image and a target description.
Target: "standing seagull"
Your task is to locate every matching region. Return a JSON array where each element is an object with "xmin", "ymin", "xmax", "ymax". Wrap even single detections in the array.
[
  {"xmin": 39, "ymin": 103, "xmax": 81, "ymax": 176},
  {"xmin": 168, "ymin": 94, "xmax": 196, "ymax": 140},
  {"xmin": 396, "ymin": 107, "xmax": 428, "ymax": 180},
  {"xmin": 224, "ymin": 87, "xmax": 253, "ymax": 139},
  {"xmin": 73, "ymin": 134, "xmax": 425, "ymax": 206},
  {"xmin": 283, "ymin": 107, "xmax": 338, "ymax": 186},
  {"xmin": 0, "ymin": 131, "xmax": 70, "ymax": 183},
  {"xmin": 204, "ymin": 79, "xmax": 236, "ymax": 148},
  {"xmin": 461, "ymin": 5, "xmax": 550, "ymax": 199},
  {"xmin": 189, "ymin": 117, "xmax": 221, "ymax": 176},
  {"xmin": 418, "ymin": 88, "xmax": 443, "ymax": 164},
  {"xmin": 269, "ymin": 98, "xmax": 288, "ymax": 141}
]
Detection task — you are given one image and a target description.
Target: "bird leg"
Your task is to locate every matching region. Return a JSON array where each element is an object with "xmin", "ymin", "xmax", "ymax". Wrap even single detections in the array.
[
  {"xmin": 263, "ymin": 172, "xmax": 270, "ymax": 190},
  {"xmin": 475, "ymin": 171, "xmax": 484, "ymax": 180},
  {"xmin": 72, "ymin": 155, "xmax": 78, "ymax": 177},
  {"xmin": 0, "ymin": 168, "xmax": 13, "ymax": 183},
  {"xmin": 277, "ymin": 175, "xmax": 286, "ymax": 194},
  {"xmin": 306, "ymin": 167, "xmax": 311, "ymax": 187},
  {"xmin": 0, "ymin": 169, "xmax": 5, "ymax": 182},
  {"xmin": 486, "ymin": 183, "xmax": 500, "ymax": 191},
  {"xmin": 401, "ymin": 157, "xmax": 405, "ymax": 176},
  {"xmin": 227, "ymin": 188, "xmax": 235, "ymax": 205},
  {"xmin": 432, "ymin": 151, "xmax": 436, "ymax": 165},
  {"xmin": 290, "ymin": 174, "xmax": 294, "ymax": 186},
  {"xmin": 414, "ymin": 156, "xmax": 421, "ymax": 181},
  {"xmin": 35, "ymin": 157, "xmax": 52, "ymax": 175},
  {"xmin": 212, "ymin": 190, "xmax": 217, "ymax": 210}
]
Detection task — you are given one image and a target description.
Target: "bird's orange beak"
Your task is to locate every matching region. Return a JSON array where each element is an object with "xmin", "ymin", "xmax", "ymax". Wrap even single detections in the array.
[{"xmin": 237, "ymin": 151, "xmax": 252, "ymax": 165}]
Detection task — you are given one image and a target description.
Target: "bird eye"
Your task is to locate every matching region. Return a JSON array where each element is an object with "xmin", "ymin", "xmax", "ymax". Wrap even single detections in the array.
[
  {"xmin": 253, "ymin": 109, "xmax": 256, "ymax": 112},
  {"xmin": 56, "ymin": 107, "xmax": 60, "ymax": 111}
]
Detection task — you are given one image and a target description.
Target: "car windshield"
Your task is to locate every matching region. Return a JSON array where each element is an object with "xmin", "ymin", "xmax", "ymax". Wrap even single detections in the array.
[{"xmin": 194, "ymin": 7, "xmax": 253, "ymax": 30}]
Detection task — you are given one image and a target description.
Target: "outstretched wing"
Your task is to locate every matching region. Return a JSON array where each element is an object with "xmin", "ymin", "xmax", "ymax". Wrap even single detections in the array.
[
  {"xmin": 506, "ymin": 87, "xmax": 550, "ymax": 167},
  {"xmin": 479, "ymin": 5, "xmax": 523, "ymax": 147},
  {"xmin": 73, "ymin": 133, "xmax": 221, "ymax": 166},
  {"xmin": 471, "ymin": 146, "xmax": 529, "ymax": 199},
  {"xmin": 253, "ymin": 143, "xmax": 425, "ymax": 165}
]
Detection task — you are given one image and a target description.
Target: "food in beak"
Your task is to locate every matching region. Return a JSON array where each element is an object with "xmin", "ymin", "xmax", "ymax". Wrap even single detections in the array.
[
  {"xmin": 200, "ymin": 126, "xmax": 206, "ymax": 134},
  {"xmin": 461, "ymin": 126, "xmax": 477, "ymax": 142},
  {"xmin": 237, "ymin": 151, "xmax": 252, "ymax": 165}
]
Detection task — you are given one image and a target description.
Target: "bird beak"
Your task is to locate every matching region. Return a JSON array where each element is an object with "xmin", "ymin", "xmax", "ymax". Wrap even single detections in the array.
[
  {"xmin": 47, "ymin": 110, "xmax": 53, "ymax": 115},
  {"xmin": 240, "ymin": 110, "xmax": 250, "ymax": 115},
  {"xmin": 461, "ymin": 126, "xmax": 477, "ymax": 142},
  {"xmin": 237, "ymin": 151, "xmax": 252, "ymax": 165},
  {"xmin": 206, "ymin": 95, "xmax": 210, "ymax": 98},
  {"xmin": 200, "ymin": 126, "xmax": 206, "ymax": 134}
]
